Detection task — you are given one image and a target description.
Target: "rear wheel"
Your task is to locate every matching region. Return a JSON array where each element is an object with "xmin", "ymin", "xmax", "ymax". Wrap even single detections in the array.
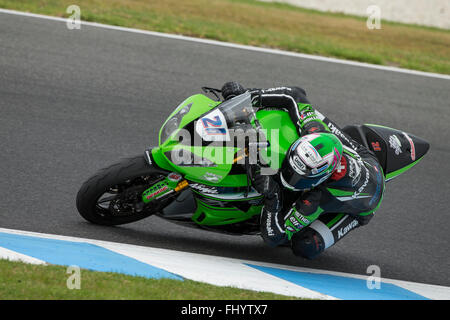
[{"xmin": 76, "ymin": 155, "xmax": 171, "ymax": 226}]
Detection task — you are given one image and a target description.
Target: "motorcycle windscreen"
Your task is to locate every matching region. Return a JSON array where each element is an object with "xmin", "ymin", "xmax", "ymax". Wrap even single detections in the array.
[{"xmin": 362, "ymin": 124, "xmax": 430, "ymax": 181}]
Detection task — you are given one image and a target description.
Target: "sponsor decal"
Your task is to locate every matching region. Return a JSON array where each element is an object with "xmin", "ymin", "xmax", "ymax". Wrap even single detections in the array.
[
  {"xmin": 263, "ymin": 87, "xmax": 292, "ymax": 93},
  {"xmin": 286, "ymin": 226, "xmax": 296, "ymax": 233},
  {"xmin": 290, "ymin": 216, "xmax": 302, "ymax": 228},
  {"xmin": 189, "ymin": 183, "xmax": 219, "ymax": 194},
  {"xmin": 146, "ymin": 185, "xmax": 168, "ymax": 200},
  {"xmin": 337, "ymin": 220, "xmax": 359, "ymax": 239},
  {"xmin": 167, "ymin": 172, "xmax": 182, "ymax": 182},
  {"xmin": 202, "ymin": 172, "xmax": 223, "ymax": 183},
  {"xmin": 402, "ymin": 132, "xmax": 416, "ymax": 161},
  {"xmin": 294, "ymin": 211, "xmax": 310, "ymax": 225},
  {"xmin": 300, "ymin": 111, "xmax": 316, "ymax": 120},
  {"xmin": 290, "ymin": 155, "xmax": 306, "ymax": 173},
  {"xmin": 302, "ymin": 116, "xmax": 317, "ymax": 125},
  {"xmin": 371, "ymin": 141, "xmax": 382, "ymax": 152},
  {"xmin": 347, "ymin": 156, "xmax": 362, "ymax": 186},
  {"xmin": 336, "ymin": 195, "xmax": 371, "ymax": 202},
  {"xmin": 352, "ymin": 164, "xmax": 370, "ymax": 199},
  {"xmin": 388, "ymin": 135, "xmax": 402, "ymax": 155},
  {"xmin": 327, "ymin": 122, "xmax": 358, "ymax": 150},
  {"xmin": 298, "ymin": 142, "xmax": 323, "ymax": 167},
  {"xmin": 266, "ymin": 211, "xmax": 275, "ymax": 236}
]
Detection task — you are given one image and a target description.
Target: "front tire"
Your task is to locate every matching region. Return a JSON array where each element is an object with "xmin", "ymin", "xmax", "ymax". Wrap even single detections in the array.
[{"xmin": 76, "ymin": 155, "xmax": 170, "ymax": 226}]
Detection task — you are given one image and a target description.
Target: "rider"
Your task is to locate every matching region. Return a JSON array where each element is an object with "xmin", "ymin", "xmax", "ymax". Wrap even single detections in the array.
[{"xmin": 221, "ymin": 82, "xmax": 385, "ymax": 259}]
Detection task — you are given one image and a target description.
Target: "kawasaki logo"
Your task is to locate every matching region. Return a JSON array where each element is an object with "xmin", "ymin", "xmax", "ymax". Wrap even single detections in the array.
[
  {"xmin": 190, "ymin": 183, "xmax": 219, "ymax": 194},
  {"xmin": 266, "ymin": 211, "xmax": 275, "ymax": 236},
  {"xmin": 353, "ymin": 165, "xmax": 370, "ymax": 198},
  {"xmin": 263, "ymin": 87, "xmax": 292, "ymax": 92},
  {"xmin": 337, "ymin": 220, "xmax": 359, "ymax": 239},
  {"xmin": 327, "ymin": 122, "xmax": 358, "ymax": 150}
]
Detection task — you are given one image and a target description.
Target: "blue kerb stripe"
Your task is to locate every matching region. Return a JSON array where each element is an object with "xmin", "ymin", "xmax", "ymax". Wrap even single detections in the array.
[
  {"xmin": 246, "ymin": 264, "xmax": 428, "ymax": 300},
  {"xmin": 0, "ymin": 232, "xmax": 182, "ymax": 280}
]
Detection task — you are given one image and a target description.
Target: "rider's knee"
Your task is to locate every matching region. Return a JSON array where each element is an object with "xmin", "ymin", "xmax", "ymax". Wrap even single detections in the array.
[{"xmin": 291, "ymin": 228, "xmax": 325, "ymax": 259}]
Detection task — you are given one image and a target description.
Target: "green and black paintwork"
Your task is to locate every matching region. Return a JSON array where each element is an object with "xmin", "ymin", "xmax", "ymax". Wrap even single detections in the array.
[{"xmin": 139, "ymin": 92, "xmax": 430, "ymax": 235}]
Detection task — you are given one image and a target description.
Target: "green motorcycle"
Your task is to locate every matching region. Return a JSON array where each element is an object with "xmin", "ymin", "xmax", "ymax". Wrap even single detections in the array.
[{"xmin": 76, "ymin": 88, "xmax": 429, "ymax": 235}]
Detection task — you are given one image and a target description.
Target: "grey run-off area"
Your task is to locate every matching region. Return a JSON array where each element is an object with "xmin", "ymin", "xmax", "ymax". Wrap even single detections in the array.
[{"xmin": 260, "ymin": 0, "xmax": 450, "ymax": 29}]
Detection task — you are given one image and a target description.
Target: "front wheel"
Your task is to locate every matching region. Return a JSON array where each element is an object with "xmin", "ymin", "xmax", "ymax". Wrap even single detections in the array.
[{"xmin": 76, "ymin": 155, "xmax": 171, "ymax": 226}]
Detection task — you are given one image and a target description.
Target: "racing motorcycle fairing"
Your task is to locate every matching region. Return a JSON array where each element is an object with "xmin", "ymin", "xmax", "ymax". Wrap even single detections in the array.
[{"xmin": 342, "ymin": 124, "xmax": 430, "ymax": 181}]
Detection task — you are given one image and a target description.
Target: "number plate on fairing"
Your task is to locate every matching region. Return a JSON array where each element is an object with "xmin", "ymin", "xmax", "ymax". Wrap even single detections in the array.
[{"xmin": 195, "ymin": 109, "xmax": 230, "ymax": 142}]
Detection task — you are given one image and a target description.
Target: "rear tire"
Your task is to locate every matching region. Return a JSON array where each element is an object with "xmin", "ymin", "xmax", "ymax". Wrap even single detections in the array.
[{"xmin": 76, "ymin": 155, "xmax": 169, "ymax": 226}]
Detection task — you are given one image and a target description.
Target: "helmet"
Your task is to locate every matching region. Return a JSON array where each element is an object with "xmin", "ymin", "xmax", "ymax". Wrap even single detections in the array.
[{"xmin": 280, "ymin": 133, "xmax": 343, "ymax": 191}]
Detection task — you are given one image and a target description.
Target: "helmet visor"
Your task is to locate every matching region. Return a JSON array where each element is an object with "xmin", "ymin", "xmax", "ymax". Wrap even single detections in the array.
[{"xmin": 280, "ymin": 162, "xmax": 329, "ymax": 190}]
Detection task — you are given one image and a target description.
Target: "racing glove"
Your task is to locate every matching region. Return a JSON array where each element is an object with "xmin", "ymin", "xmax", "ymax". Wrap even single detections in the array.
[
  {"xmin": 221, "ymin": 81, "xmax": 246, "ymax": 100},
  {"xmin": 284, "ymin": 189, "xmax": 323, "ymax": 240},
  {"xmin": 252, "ymin": 173, "xmax": 282, "ymax": 213}
]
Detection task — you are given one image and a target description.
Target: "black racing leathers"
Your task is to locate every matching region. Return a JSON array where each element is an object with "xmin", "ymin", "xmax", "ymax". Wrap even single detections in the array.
[
  {"xmin": 249, "ymin": 86, "xmax": 385, "ymax": 258},
  {"xmin": 249, "ymin": 86, "xmax": 310, "ymax": 134}
]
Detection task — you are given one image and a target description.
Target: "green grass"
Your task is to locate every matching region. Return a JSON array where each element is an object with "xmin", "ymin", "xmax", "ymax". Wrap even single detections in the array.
[
  {"xmin": 1, "ymin": 0, "xmax": 449, "ymax": 74},
  {"xmin": 0, "ymin": 259, "xmax": 300, "ymax": 299}
]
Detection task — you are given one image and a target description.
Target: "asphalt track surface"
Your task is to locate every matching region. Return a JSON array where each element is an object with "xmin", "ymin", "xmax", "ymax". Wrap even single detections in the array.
[{"xmin": 1, "ymin": 12, "xmax": 449, "ymax": 286}]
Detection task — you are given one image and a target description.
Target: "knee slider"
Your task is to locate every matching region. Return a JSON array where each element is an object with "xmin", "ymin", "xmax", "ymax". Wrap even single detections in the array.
[{"xmin": 291, "ymin": 228, "xmax": 325, "ymax": 259}]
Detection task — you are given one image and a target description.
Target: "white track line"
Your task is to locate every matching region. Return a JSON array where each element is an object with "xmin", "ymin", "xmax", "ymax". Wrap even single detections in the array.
[
  {"xmin": 0, "ymin": 246, "xmax": 47, "ymax": 265},
  {"xmin": 1, "ymin": 227, "xmax": 450, "ymax": 300},
  {"xmin": 0, "ymin": 8, "xmax": 449, "ymax": 80},
  {"xmin": 0, "ymin": 227, "xmax": 332, "ymax": 300}
]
